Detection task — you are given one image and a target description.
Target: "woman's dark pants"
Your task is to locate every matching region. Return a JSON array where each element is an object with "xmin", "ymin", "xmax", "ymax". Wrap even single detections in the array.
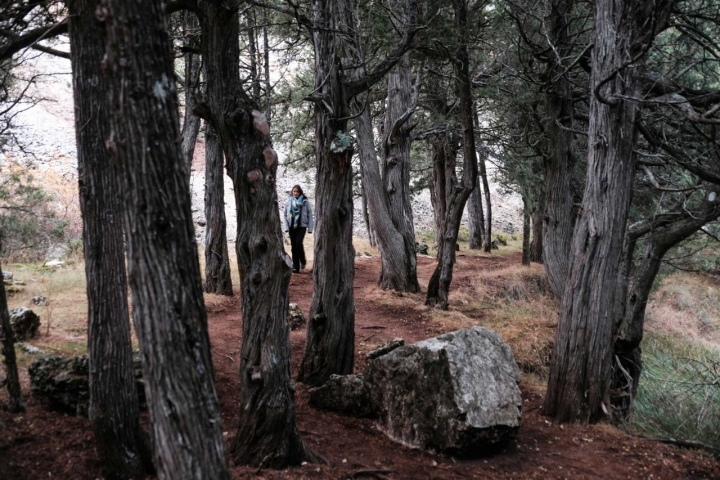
[{"xmin": 289, "ymin": 227, "xmax": 307, "ymax": 271}]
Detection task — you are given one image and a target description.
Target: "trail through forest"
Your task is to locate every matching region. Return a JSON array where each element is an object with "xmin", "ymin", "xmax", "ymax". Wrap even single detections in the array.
[{"xmin": 2, "ymin": 254, "xmax": 719, "ymax": 479}]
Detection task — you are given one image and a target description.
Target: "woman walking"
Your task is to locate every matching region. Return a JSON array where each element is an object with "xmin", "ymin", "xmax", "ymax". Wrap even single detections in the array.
[{"xmin": 283, "ymin": 185, "xmax": 314, "ymax": 273}]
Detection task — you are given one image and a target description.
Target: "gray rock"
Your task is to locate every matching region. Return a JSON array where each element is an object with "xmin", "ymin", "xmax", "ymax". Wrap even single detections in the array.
[
  {"xmin": 288, "ymin": 303, "xmax": 305, "ymax": 331},
  {"xmin": 32, "ymin": 296, "xmax": 48, "ymax": 306},
  {"xmin": 365, "ymin": 338, "xmax": 404, "ymax": 360},
  {"xmin": 29, "ymin": 355, "xmax": 90, "ymax": 416},
  {"xmin": 2, "ymin": 270, "xmax": 12, "ymax": 280},
  {"xmin": 415, "ymin": 243, "xmax": 429, "ymax": 255},
  {"xmin": 18, "ymin": 343, "xmax": 46, "ymax": 355},
  {"xmin": 29, "ymin": 354, "xmax": 146, "ymax": 416},
  {"xmin": 308, "ymin": 374, "xmax": 376, "ymax": 417},
  {"xmin": 365, "ymin": 327, "xmax": 522, "ymax": 456},
  {"xmin": 9, "ymin": 308, "xmax": 41, "ymax": 340}
]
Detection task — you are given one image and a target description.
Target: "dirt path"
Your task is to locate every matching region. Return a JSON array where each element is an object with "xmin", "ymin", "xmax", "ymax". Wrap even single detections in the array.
[{"xmin": 1, "ymin": 253, "xmax": 718, "ymax": 479}]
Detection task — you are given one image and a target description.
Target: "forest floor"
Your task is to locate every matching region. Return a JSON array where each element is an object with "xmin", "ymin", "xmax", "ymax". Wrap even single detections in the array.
[{"xmin": 1, "ymin": 250, "xmax": 719, "ymax": 479}]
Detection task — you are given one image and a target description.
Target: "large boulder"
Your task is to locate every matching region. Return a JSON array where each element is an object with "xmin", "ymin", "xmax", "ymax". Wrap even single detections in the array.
[
  {"xmin": 365, "ymin": 327, "xmax": 521, "ymax": 456},
  {"xmin": 29, "ymin": 354, "xmax": 145, "ymax": 416},
  {"xmin": 9, "ymin": 307, "xmax": 41, "ymax": 340}
]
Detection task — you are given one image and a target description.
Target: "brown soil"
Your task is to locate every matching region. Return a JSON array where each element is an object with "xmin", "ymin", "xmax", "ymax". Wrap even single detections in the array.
[{"xmin": 2, "ymin": 253, "xmax": 719, "ymax": 479}]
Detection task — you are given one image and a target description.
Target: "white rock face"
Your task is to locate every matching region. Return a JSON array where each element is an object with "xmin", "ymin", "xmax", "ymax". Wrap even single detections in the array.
[{"xmin": 365, "ymin": 327, "xmax": 522, "ymax": 456}]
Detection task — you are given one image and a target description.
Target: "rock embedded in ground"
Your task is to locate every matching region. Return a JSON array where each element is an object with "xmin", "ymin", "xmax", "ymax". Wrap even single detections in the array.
[
  {"xmin": 288, "ymin": 303, "xmax": 305, "ymax": 331},
  {"xmin": 29, "ymin": 354, "xmax": 146, "ymax": 416},
  {"xmin": 308, "ymin": 374, "xmax": 376, "ymax": 417},
  {"xmin": 9, "ymin": 307, "xmax": 41, "ymax": 340},
  {"xmin": 365, "ymin": 327, "xmax": 522, "ymax": 456}
]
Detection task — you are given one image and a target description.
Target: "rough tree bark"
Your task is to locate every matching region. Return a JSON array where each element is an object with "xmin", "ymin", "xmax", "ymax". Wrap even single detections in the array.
[
  {"xmin": 180, "ymin": 11, "xmax": 202, "ymax": 177},
  {"xmin": 203, "ymin": 122, "xmax": 233, "ymax": 296},
  {"xmin": 611, "ymin": 198, "xmax": 720, "ymax": 421},
  {"xmin": 103, "ymin": 0, "xmax": 230, "ymax": 478},
  {"xmin": 543, "ymin": 0, "xmax": 675, "ymax": 424},
  {"xmin": 529, "ymin": 199, "xmax": 543, "ymax": 263},
  {"xmin": 199, "ymin": 1, "xmax": 310, "ymax": 467},
  {"xmin": 425, "ymin": 0, "xmax": 478, "ymax": 309},
  {"xmin": 467, "ymin": 173, "xmax": 485, "ymax": 250},
  {"xmin": 541, "ymin": 0, "xmax": 576, "ymax": 297},
  {"xmin": 299, "ymin": 0, "xmax": 417, "ymax": 386},
  {"xmin": 68, "ymin": 2, "xmax": 152, "ymax": 476},
  {"xmin": 0, "ymin": 261, "xmax": 23, "ymax": 413}
]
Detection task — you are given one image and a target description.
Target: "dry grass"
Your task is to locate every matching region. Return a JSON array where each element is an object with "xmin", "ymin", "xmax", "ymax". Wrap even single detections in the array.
[
  {"xmin": 4, "ymin": 261, "xmax": 89, "ymax": 367},
  {"xmin": 361, "ymin": 259, "xmax": 558, "ymax": 378},
  {"xmin": 645, "ymin": 273, "xmax": 720, "ymax": 349}
]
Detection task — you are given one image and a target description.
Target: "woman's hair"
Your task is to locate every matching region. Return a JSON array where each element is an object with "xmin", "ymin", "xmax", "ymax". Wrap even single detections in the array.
[{"xmin": 291, "ymin": 184, "xmax": 304, "ymax": 196}]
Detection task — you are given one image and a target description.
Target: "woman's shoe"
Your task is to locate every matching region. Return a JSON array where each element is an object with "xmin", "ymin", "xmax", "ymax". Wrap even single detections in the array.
[
  {"xmin": 300, "ymin": 262, "xmax": 306, "ymax": 270},
  {"xmin": 292, "ymin": 268, "xmax": 300, "ymax": 273}
]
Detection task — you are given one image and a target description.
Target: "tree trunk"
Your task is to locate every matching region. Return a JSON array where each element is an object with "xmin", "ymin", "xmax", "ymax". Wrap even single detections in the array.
[
  {"xmin": 203, "ymin": 122, "xmax": 233, "ymax": 296},
  {"xmin": 612, "ymin": 199, "xmax": 720, "ymax": 421},
  {"xmin": 530, "ymin": 199, "xmax": 543, "ymax": 263},
  {"xmin": 0, "ymin": 261, "xmax": 23, "ymax": 413},
  {"xmin": 299, "ymin": 0, "xmax": 417, "ymax": 386},
  {"xmin": 180, "ymin": 11, "xmax": 201, "ymax": 178},
  {"xmin": 425, "ymin": 0, "xmax": 478, "ymax": 310},
  {"xmin": 473, "ymin": 110, "xmax": 493, "ymax": 253},
  {"xmin": 541, "ymin": 0, "xmax": 576, "ymax": 297},
  {"xmin": 298, "ymin": 0, "xmax": 356, "ymax": 386},
  {"xmin": 104, "ymin": 1, "xmax": 230, "ymax": 478},
  {"xmin": 68, "ymin": 2, "xmax": 151, "ymax": 476},
  {"xmin": 430, "ymin": 137, "xmax": 449, "ymax": 255},
  {"xmin": 543, "ymin": 0, "xmax": 674, "ymax": 424},
  {"xmin": 522, "ymin": 196, "xmax": 531, "ymax": 266},
  {"xmin": 199, "ymin": 2, "xmax": 309, "ymax": 467},
  {"xmin": 467, "ymin": 173, "xmax": 485, "ymax": 250},
  {"xmin": 359, "ymin": 169, "xmax": 377, "ymax": 247}
]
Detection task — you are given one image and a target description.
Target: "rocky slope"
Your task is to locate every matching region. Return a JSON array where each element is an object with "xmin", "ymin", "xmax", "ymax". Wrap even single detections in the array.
[{"xmin": 3, "ymin": 50, "xmax": 522, "ymax": 252}]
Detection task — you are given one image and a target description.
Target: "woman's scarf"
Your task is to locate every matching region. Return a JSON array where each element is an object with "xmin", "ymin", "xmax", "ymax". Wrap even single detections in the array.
[{"xmin": 290, "ymin": 195, "xmax": 304, "ymax": 228}]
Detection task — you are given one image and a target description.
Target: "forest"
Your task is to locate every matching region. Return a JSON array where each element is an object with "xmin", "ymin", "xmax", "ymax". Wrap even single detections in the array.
[{"xmin": 0, "ymin": 0, "xmax": 719, "ymax": 478}]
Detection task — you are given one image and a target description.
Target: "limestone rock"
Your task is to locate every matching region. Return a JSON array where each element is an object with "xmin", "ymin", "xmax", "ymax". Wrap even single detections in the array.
[
  {"xmin": 308, "ymin": 374, "xmax": 375, "ymax": 417},
  {"xmin": 288, "ymin": 303, "xmax": 305, "ymax": 331},
  {"xmin": 365, "ymin": 327, "xmax": 522, "ymax": 456},
  {"xmin": 2, "ymin": 270, "xmax": 12, "ymax": 281},
  {"xmin": 9, "ymin": 307, "xmax": 41, "ymax": 340},
  {"xmin": 29, "ymin": 354, "xmax": 145, "ymax": 416}
]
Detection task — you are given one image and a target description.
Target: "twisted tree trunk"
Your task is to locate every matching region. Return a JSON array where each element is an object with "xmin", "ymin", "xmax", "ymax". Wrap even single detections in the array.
[
  {"xmin": 199, "ymin": 1, "xmax": 309, "ymax": 467},
  {"xmin": 543, "ymin": 0, "xmax": 674, "ymax": 424},
  {"xmin": 203, "ymin": 122, "xmax": 233, "ymax": 296},
  {"xmin": 530, "ymin": 199, "xmax": 544, "ymax": 263},
  {"xmin": 425, "ymin": 0, "xmax": 478, "ymax": 309},
  {"xmin": 104, "ymin": 1, "xmax": 230, "ymax": 477},
  {"xmin": 69, "ymin": 2, "xmax": 151, "ymax": 476}
]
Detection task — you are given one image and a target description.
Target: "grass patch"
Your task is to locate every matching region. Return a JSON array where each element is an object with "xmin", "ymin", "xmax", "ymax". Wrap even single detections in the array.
[{"xmin": 631, "ymin": 333, "xmax": 720, "ymax": 449}]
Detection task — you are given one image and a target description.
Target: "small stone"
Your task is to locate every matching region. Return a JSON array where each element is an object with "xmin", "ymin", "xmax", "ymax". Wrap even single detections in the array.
[
  {"xmin": 308, "ymin": 374, "xmax": 376, "ymax": 417},
  {"xmin": 32, "ymin": 296, "xmax": 48, "ymax": 306},
  {"xmin": 44, "ymin": 259, "xmax": 64, "ymax": 268},
  {"xmin": 1, "ymin": 270, "xmax": 12, "ymax": 280}
]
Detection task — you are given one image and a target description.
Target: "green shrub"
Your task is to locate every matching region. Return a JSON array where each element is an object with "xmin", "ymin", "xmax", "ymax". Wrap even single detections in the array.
[
  {"xmin": 0, "ymin": 163, "xmax": 68, "ymax": 261},
  {"xmin": 631, "ymin": 334, "xmax": 720, "ymax": 449}
]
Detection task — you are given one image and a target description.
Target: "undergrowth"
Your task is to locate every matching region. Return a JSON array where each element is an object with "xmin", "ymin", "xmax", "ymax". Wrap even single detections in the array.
[{"xmin": 631, "ymin": 333, "xmax": 720, "ymax": 449}]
